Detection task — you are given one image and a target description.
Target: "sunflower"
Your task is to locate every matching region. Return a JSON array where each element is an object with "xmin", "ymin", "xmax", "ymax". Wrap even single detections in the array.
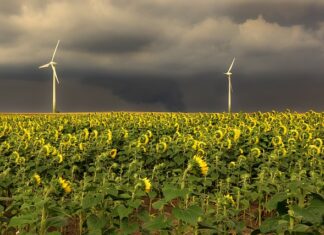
[
  {"xmin": 110, "ymin": 149, "xmax": 117, "ymax": 159},
  {"xmin": 57, "ymin": 153, "xmax": 63, "ymax": 163},
  {"xmin": 308, "ymin": 145, "xmax": 320, "ymax": 156},
  {"xmin": 289, "ymin": 129, "xmax": 299, "ymax": 139},
  {"xmin": 215, "ymin": 130, "xmax": 224, "ymax": 141},
  {"xmin": 58, "ymin": 177, "xmax": 72, "ymax": 193},
  {"xmin": 107, "ymin": 130, "xmax": 112, "ymax": 143},
  {"xmin": 272, "ymin": 136, "xmax": 283, "ymax": 147},
  {"xmin": 233, "ymin": 129, "xmax": 241, "ymax": 142},
  {"xmin": 228, "ymin": 161, "xmax": 236, "ymax": 168},
  {"xmin": 83, "ymin": 128, "xmax": 89, "ymax": 140},
  {"xmin": 278, "ymin": 125, "xmax": 287, "ymax": 135},
  {"xmin": 156, "ymin": 142, "xmax": 167, "ymax": 153},
  {"xmin": 143, "ymin": 178, "xmax": 151, "ymax": 193},
  {"xmin": 250, "ymin": 147, "xmax": 261, "ymax": 158},
  {"xmin": 79, "ymin": 143, "xmax": 84, "ymax": 151},
  {"xmin": 313, "ymin": 138, "xmax": 323, "ymax": 148},
  {"xmin": 224, "ymin": 194, "xmax": 235, "ymax": 205},
  {"xmin": 33, "ymin": 173, "xmax": 41, "ymax": 185},
  {"xmin": 193, "ymin": 155, "xmax": 208, "ymax": 176}
]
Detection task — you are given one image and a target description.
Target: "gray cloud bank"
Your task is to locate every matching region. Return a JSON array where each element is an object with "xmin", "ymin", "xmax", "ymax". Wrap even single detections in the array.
[{"xmin": 0, "ymin": 0, "xmax": 323, "ymax": 112}]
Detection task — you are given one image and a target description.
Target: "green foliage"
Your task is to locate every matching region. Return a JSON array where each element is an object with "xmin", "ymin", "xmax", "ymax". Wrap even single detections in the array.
[{"xmin": 0, "ymin": 111, "xmax": 323, "ymax": 234}]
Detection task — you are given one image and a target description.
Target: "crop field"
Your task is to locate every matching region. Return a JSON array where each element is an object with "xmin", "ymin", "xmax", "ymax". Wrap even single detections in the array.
[{"xmin": 0, "ymin": 111, "xmax": 323, "ymax": 234}]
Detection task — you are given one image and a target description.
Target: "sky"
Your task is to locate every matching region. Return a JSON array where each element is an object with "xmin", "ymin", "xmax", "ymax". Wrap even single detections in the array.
[{"xmin": 0, "ymin": 0, "xmax": 323, "ymax": 113}]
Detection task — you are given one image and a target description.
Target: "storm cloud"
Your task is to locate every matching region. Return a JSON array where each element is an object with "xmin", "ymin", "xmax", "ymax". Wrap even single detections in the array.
[{"xmin": 0, "ymin": 0, "xmax": 323, "ymax": 112}]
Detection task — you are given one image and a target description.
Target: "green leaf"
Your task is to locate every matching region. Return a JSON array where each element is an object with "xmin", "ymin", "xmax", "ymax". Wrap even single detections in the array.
[
  {"xmin": 197, "ymin": 222, "xmax": 217, "ymax": 230},
  {"xmin": 88, "ymin": 229, "xmax": 102, "ymax": 235},
  {"xmin": 143, "ymin": 215, "xmax": 171, "ymax": 231},
  {"xmin": 290, "ymin": 196, "xmax": 324, "ymax": 225},
  {"xmin": 148, "ymin": 191, "xmax": 157, "ymax": 199},
  {"xmin": 121, "ymin": 220, "xmax": 139, "ymax": 235},
  {"xmin": 174, "ymin": 155, "xmax": 185, "ymax": 165},
  {"xmin": 82, "ymin": 193, "xmax": 104, "ymax": 209},
  {"xmin": 87, "ymin": 214, "xmax": 106, "ymax": 230},
  {"xmin": 265, "ymin": 192, "xmax": 287, "ymax": 210},
  {"xmin": 293, "ymin": 199, "xmax": 324, "ymax": 225},
  {"xmin": 106, "ymin": 188, "xmax": 118, "ymax": 197},
  {"xmin": 152, "ymin": 199, "xmax": 167, "ymax": 210},
  {"xmin": 259, "ymin": 217, "xmax": 289, "ymax": 234},
  {"xmin": 292, "ymin": 224, "xmax": 312, "ymax": 233},
  {"xmin": 172, "ymin": 205, "xmax": 203, "ymax": 225},
  {"xmin": 46, "ymin": 216, "xmax": 68, "ymax": 229},
  {"xmin": 9, "ymin": 213, "xmax": 37, "ymax": 227},
  {"xmin": 127, "ymin": 199, "xmax": 142, "ymax": 209},
  {"xmin": 138, "ymin": 210, "xmax": 150, "ymax": 221},
  {"xmin": 47, "ymin": 232, "xmax": 62, "ymax": 235},
  {"xmin": 162, "ymin": 185, "xmax": 188, "ymax": 202},
  {"xmin": 117, "ymin": 205, "xmax": 133, "ymax": 220},
  {"xmin": 259, "ymin": 218, "xmax": 280, "ymax": 233},
  {"xmin": 118, "ymin": 193, "xmax": 132, "ymax": 200}
]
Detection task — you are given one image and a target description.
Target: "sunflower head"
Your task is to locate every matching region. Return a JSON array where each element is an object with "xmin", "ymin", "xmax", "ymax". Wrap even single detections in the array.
[
  {"xmin": 250, "ymin": 147, "xmax": 261, "ymax": 158},
  {"xmin": 215, "ymin": 130, "xmax": 224, "ymax": 141},
  {"xmin": 193, "ymin": 155, "xmax": 208, "ymax": 176},
  {"xmin": 233, "ymin": 129, "xmax": 241, "ymax": 142},
  {"xmin": 224, "ymin": 194, "xmax": 235, "ymax": 206},
  {"xmin": 289, "ymin": 129, "xmax": 299, "ymax": 139},
  {"xmin": 308, "ymin": 145, "xmax": 320, "ymax": 157},
  {"xmin": 142, "ymin": 177, "xmax": 151, "ymax": 193},
  {"xmin": 272, "ymin": 136, "xmax": 283, "ymax": 147},
  {"xmin": 278, "ymin": 125, "xmax": 287, "ymax": 135},
  {"xmin": 58, "ymin": 177, "xmax": 72, "ymax": 194},
  {"xmin": 110, "ymin": 149, "xmax": 117, "ymax": 159},
  {"xmin": 83, "ymin": 128, "xmax": 89, "ymax": 140},
  {"xmin": 57, "ymin": 153, "xmax": 63, "ymax": 163},
  {"xmin": 313, "ymin": 138, "xmax": 323, "ymax": 148},
  {"xmin": 33, "ymin": 173, "xmax": 41, "ymax": 185}
]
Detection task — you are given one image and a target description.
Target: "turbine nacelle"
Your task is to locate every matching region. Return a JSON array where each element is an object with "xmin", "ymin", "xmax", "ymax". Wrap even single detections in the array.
[{"xmin": 39, "ymin": 61, "xmax": 57, "ymax": 69}]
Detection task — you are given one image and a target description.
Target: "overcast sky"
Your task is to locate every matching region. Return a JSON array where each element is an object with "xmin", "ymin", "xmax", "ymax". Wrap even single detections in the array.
[{"xmin": 0, "ymin": 0, "xmax": 323, "ymax": 113}]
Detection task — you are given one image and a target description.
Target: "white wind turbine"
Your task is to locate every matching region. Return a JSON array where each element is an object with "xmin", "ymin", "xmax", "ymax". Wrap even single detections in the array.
[
  {"xmin": 39, "ymin": 40, "xmax": 61, "ymax": 113},
  {"xmin": 224, "ymin": 57, "xmax": 235, "ymax": 113}
]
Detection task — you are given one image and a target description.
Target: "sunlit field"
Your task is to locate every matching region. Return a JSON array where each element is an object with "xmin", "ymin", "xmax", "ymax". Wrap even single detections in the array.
[{"xmin": 0, "ymin": 111, "xmax": 323, "ymax": 234}]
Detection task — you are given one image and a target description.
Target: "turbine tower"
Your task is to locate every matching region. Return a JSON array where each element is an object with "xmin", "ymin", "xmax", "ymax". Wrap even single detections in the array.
[
  {"xmin": 39, "ymin": 40, "xmax": 60, "ymax": 113},
  {"xmin": 224, "ymin": 57, "xmax": 235, "ymax": 113}
]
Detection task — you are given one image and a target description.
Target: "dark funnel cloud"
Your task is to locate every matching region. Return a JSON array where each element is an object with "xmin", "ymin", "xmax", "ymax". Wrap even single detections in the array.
[{"xmin": 80, "ymin": 72, "xmax": 185, "ymax": 111}]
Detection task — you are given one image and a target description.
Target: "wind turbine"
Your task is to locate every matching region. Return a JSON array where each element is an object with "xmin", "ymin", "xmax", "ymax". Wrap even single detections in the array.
[
  {"xmin": 39, "ymin": 40, "xmax": 61, "ymax": 113},
  {"xmin": 224, "ymin": 57, "xmax": 235, "ymax": 113}
]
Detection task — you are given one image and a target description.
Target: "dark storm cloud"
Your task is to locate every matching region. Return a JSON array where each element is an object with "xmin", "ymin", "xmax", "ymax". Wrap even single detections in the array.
[
  {"xmin": 79, "ymin": 72, "xmax": 185, "ymax": 111},
  {"xmin": 0, "ymin": 1, "xmax": 22, "ymax": 15},
  {"xmin": 66, "ymin": 30, "xmax": 157, "ymax": 54},
  {"xmin": 110, "ymin": 0, "xmax": 324, "ymax": 28},
  {"xmin": 0, "ymin": 24, "xmax": 20, "ymax": 44},
  {"xmin": 0, "ymin": 64, "xmax": 42, "ymax": 80},
  {"xmin": 0, "ymin": 0, "xmax": 323, "ymax": 112},
  {"xmin": 227, "ymin": 1, "xmax": 324, "ymax": 28}
]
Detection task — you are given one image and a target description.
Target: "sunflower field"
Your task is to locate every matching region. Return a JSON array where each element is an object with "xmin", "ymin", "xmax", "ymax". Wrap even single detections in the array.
[{"xmin": 0, "ymin": 111, "xmax": 323, "ymax": 234}]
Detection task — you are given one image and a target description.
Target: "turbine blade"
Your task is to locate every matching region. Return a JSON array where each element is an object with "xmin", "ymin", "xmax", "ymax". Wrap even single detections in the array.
[
  {"xmin": 55, "ymin": 73, "xmax": 60, "ymax": 84},
  {"xmin": 227, "ymin": 57, "xmax": 235, "ymax": 73},
  {"xmin": 39, "ymin": 63, "xmax": 50, "ymax": 69},
  {"xmin": 51, "ymin": 40, "xmax": 60, "ymax": 62},
  {"xmin": 51, "ymin": 64, "xmax": 60, "ymax": 84}
]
